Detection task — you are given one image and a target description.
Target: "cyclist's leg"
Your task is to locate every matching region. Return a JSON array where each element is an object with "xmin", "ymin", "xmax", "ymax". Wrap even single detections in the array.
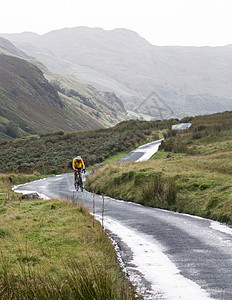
[
  {"xmin": 78, "ymin": 171, "xmax": 83, "ymax": 191},
  {"xmin": 74, "ymin": 171, "xmax": 79, "ymax": 190}
]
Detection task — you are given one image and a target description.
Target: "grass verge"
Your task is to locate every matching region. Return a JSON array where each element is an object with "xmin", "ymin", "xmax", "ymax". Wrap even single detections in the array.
[
  {"xmin": 85, "ymin": 112, "xmax": 232, "ymax": 224},
  {"xmin": 0, "ymin": 176, "xmax": 138, "ymax": 299},
  {"xmin": 85, "ymin": 156, "xmax": 232, "ymax": 224}
]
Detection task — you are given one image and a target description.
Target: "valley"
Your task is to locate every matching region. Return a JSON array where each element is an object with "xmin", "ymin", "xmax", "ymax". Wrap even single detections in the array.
[
  {"xmin": 0, "ymin": 37, "xmax": 128, "ymax": 142},
  {"xmin": 2, "ymin": 27, "xmax": 232, "ymax": 119},
  {"xmin": 1, "ymin": 25, "xmax": 232, "ymax": 299}
]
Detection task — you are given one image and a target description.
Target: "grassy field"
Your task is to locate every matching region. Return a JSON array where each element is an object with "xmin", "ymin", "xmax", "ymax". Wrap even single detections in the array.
[
  {"xmin": 85, "ymin": 111, "xmax": 232, "ymax": 224},
  {"xmin": 0, "ymin": 175, "xmax": 137, "ymax": 299}
]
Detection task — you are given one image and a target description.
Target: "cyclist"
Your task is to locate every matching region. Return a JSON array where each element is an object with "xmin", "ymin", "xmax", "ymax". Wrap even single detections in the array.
[{"xmin": 72, "ymin": 156, "xmax": 86, "ymax": 185}]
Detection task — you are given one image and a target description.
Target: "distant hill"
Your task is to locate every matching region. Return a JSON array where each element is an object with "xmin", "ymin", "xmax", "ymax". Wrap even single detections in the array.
[
  {"xmin": 2, "ymin": 27, "xmax": 232, "ymax": 119},
  {"xmin": 0, "ymin": 38, "xmax": 127, "ymax": 142},
  {"xmin": 0, "ymin": 36, "xmax": 31, "ymax": 59}
]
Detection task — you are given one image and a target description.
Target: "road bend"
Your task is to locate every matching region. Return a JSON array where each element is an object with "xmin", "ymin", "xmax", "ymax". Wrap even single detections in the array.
[
  {"xmin": 14, "ymin": 172, "xmax": 232, "ymax": 300},
  {"xmin": 13, "ymin": 130, "xmax": 232, "ymax": 300}
]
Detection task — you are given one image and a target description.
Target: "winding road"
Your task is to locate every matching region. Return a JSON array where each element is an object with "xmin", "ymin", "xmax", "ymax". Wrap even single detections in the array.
[{"xmin": 14, "ymin": 125, "xmax": 232, "ymax": 300}]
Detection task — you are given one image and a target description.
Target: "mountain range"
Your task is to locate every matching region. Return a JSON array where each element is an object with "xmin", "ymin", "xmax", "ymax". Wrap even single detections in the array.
[
  {"xmin": 0, "ymin": 36, "xmax": 127, "ymax": 142},
  {"xmin": 2, "ymin": 27, "xmax": 232, "ymax": 119}
]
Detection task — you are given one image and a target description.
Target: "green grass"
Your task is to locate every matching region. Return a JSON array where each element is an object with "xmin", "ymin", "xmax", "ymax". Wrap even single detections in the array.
[
  {"xmin": 102, "ymin": 150, "xmax": 131, "ymax": 164},
  {"xmin": 0, "ymin": 173, "xmax": 44, "ymax": 196},
  {"xmin": 1, "ymin": 112, "xmax": 232, "ymax": 297},
  {"xmin": 0, "ymin": 193, "xmax": 137, "ymax": 299},
  {"xmin": 85, "ymin": 154, "xmax": 232, "ymax": 224},
  {"xmin": 85, "ymin": 111, "xmax": 232, "ymax": 224}
]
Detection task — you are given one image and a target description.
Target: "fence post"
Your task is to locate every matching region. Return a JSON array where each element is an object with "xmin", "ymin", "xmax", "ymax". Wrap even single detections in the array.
[
  {"xmin": 93, "ymin": 193, "xmax": 95, "ymax": 227},
  {"xmin": 101, "ymin": 194, "xmax": 105, "ymax": 231}
]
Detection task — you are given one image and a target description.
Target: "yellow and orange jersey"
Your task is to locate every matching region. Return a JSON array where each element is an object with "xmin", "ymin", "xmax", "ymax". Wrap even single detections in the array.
[{"xmin": 72, "ymin": 157, "xmax": 85, "ymax": 169}]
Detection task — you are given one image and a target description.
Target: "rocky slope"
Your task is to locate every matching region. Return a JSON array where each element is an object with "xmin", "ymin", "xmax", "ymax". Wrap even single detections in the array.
[{"xmin": 0, "ymin": 37, "xmax": 127, "ymax": 142}]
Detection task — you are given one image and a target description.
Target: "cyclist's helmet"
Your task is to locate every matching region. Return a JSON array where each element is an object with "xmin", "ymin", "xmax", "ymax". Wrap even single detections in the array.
[{"xmin": 76, "ymin": 156, "xmax": 81, "ymax": 162}]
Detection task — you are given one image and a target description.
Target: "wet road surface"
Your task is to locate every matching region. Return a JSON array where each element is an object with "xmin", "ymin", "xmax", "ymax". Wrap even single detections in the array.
[{"xmin": 14, "ymin": 173, "xmax": 232, "ymax": 300}]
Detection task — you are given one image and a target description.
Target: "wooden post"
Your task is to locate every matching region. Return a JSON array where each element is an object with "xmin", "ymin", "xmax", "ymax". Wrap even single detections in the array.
[
  {"xmin": 101, "ymin": 194, "xmax": 105, "ymax": 231},
  {"xmin": 93, "ymin": 193, "xmax": 95, "ymax": 228}
]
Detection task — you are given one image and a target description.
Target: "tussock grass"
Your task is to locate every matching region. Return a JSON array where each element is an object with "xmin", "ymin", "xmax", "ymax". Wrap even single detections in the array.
[
  {"xmin": 0, "ymin": 186, "xmax": 137, "ymax": 299},
  {"xmin": 85, "ymin": 162, "xmax": 178, "ymax": 210},
  {"xmin": 86, "ymin": 154, "xmax": 232, "ymax": 223},
  {"xmin": 86, "ymin": 112, "xmax": 232, "ymax": 224},
  {"xmin": 0, "ymin": 255, "xmax": 136, "ymax": 300}
]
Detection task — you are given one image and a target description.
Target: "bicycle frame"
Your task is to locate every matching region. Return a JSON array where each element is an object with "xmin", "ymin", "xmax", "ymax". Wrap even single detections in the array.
[{"xmin": 74, "ymin": 169, "xmax": 83, "ymax": 191}]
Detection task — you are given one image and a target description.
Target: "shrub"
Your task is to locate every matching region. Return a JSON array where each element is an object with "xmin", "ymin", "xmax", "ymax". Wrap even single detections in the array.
[
  {"xmin": 192, "ymin": 132, "xmax": 205, "ymax": 140},
  {"xmin": 163, "ymin": 129, "xmax": 177, "ymax": 139},
  {"xmin": 192, "ymin": 124, "xmax": 207, "ymax": 132},
  {"xmin": 113, "ymin": 175, "xmax": 122, "ymax": 185}
]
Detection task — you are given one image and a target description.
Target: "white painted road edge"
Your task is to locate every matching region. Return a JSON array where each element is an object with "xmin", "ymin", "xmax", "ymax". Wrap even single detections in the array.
[
  {"xmin": 210, "ymin": 221, "xmax": 232, "ymax": 236},
  {"xmin": 101, "ymin": 215, "xmax": 212, "ymax": 300},
  {"xmin": 13, "ymin": 180, "xmax": 232, "ymax": 299}
]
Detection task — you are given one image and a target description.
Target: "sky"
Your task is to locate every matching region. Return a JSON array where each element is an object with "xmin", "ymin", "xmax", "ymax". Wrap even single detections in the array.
[{"xmin": 1, "ymin": 0, "xmax": 232, "ymax": 46}]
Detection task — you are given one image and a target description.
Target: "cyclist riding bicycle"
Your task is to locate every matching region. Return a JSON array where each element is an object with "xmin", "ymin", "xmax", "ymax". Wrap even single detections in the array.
[{"xmin": 72, "ymin": 155, "xmax": 86, "ymax": 182}]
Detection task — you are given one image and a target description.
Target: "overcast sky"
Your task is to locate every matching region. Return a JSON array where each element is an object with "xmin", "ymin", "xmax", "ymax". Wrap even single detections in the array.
[{"xmin": 1, "ymin": 0, "xmax": 232, "ymax": 46}]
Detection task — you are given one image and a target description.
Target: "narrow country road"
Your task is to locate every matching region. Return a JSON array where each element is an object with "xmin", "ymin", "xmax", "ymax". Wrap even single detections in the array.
[
  {"xmin": 119, "ymin": 139, "xmax": 164, "ymax": 162},
  {"xmin": 14, "ymin": 130, "xmax": 232, "ymax": 300}
]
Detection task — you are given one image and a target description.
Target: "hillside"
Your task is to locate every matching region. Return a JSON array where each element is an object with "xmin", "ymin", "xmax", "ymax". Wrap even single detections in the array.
[
  {"xmin": 0, "ymin": 38, "xmax": 128, "ymax": 142},
  {"xmin": 86, "ymin": 111, "xmax": 232, "ymax": 224},
  {"xmin": 0, "ymin": 119, "xmax": 170, "ymax": 174},
  {"xmin": 0, "ymin": 53, "xmax": 101, "ymax": 141},
  {"xmin": 2, "ymin": 27, "xmax": 232, "ymax": 119},
  {"xmin": 0, "ymin": 36, "xmax": 30, "ymax": 59}
]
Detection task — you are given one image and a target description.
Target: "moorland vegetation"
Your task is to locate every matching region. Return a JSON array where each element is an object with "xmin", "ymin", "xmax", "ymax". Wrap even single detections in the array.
[
  {"xmin": 0, "ymin": 176, "xmax": 137, "ymax": 299},
  {"xmin": 0, "ymin": 119, "xmax": 173, "ymax": 299},
  {"xmin": 1, "ymin": 112, "xmax": 232, "ymax": 298},
  {"xmin": 85, "ymin": 111, "xmax": 232, "ymax": 224},
  {"xmin": 0, "ymin": 119, "xmax": 171, "ymax": 174}
]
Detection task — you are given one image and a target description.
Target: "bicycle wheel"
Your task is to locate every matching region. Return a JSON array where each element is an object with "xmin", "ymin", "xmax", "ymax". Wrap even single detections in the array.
[
  {"xmin": 80, "ymin": 183, "xmax": 83, "ymax": 192},
  {"xmin": 74, "ymin": 179, "xmax": 79, "ymax": 191},
  {"xmin": 78, "ymin": 172, "xmax": 83, "ymax": 192}
]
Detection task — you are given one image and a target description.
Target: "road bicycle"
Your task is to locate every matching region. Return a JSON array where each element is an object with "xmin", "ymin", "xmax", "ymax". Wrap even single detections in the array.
[{"xmin": 74, "ymin": 169, "xmax": 84, "ymax": 192}]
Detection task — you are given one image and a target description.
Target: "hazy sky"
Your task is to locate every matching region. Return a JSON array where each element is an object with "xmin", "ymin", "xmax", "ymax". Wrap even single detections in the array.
[{"xmin": 1, "ymin": 0, "xmax": 232, "ymax": 46}]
